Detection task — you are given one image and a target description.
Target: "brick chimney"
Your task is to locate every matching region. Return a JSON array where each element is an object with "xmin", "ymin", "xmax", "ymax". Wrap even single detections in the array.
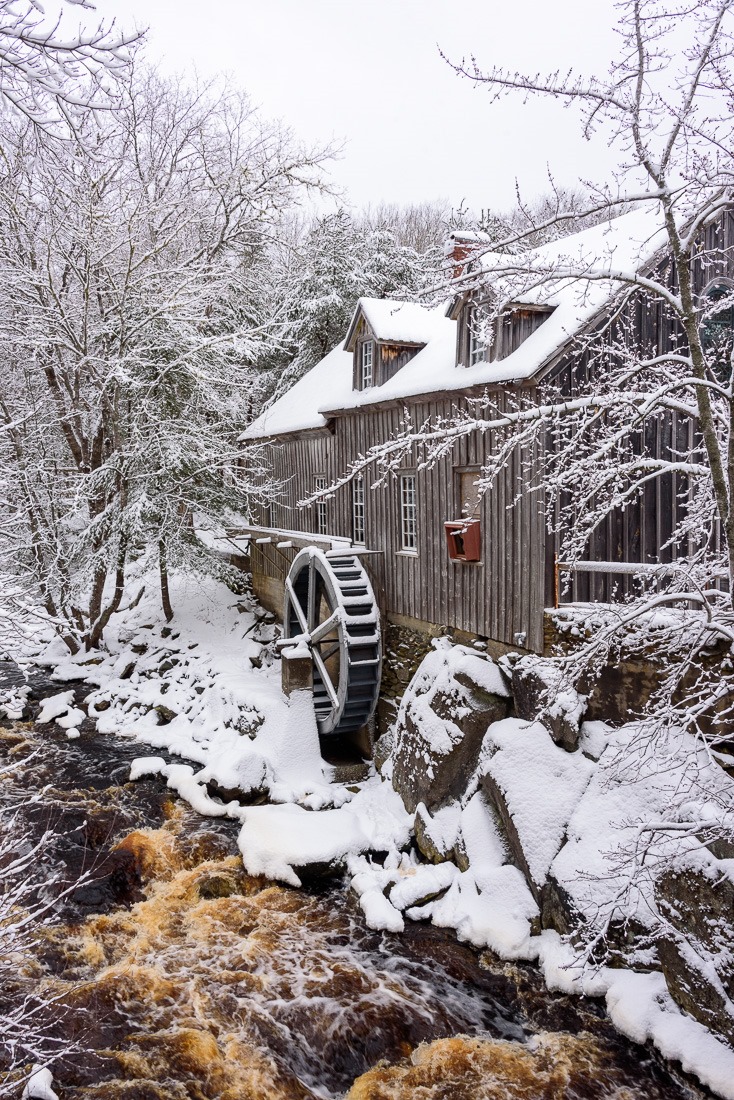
[{"xmin": 445, "ymin": 230, "xmax": 490, "ymax": 280}]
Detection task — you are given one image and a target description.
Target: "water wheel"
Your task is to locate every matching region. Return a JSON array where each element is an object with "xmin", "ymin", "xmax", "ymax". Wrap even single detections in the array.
[{"xmin": 283, "ymin": 548, "xmax": 382, "ymax": 736}]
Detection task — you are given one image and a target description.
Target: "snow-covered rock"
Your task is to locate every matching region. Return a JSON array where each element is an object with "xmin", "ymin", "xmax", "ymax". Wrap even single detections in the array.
[
  {"xmin": 389, "ymin": 861, "xmax": 458, "ymax": 910},
  {"xmin": 512, "ymin": 655, "xmax": 587, "ymax": 752},
  {"xmin": 414, "ymin": 801, "xmax": 462, "ymax": 864},
  {"xmin": 36, "ymin": 689, "xmax": 75, "ymax": 724},
  {"xmin": 237, "ymin": 779, "xmax": 412, "ymax": 887},
  {"xmin": 22, "ymin": 1065, "xmax": 59, "ymax": 1100},
  {"xmin": 655, "ymin": 864, "xmax": 734, "ymax": 1046},
  {"xmin": 0, "ymin": 683, "xmax": 30, "ymax": 719},
  {"xmin": 480, "ymin": 718, "xmax": 594, "ymax": 898},
  {"xmin": 390, "ymin": 640, "xmax": 509, "ymax": 814}
]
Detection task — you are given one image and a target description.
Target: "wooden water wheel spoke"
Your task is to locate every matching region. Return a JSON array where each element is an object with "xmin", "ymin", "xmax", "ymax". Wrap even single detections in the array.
[
  {"xmin": 284, "ymin": 576, "xmax": 309, "ymax": 634},
  {"xmin": 307, "ymin": 556, "xmax": 318, "ymax": 631},
  {"xmin": 283, "ymin": 548, "xmax": 382, "ymax": 736},
  {"xmin": 311, "ymin": 648, "xmax": 339, "ymax": 708},
  {"xmin": 309, "ymin": 608, "xmax": 342, "ymax": 645}
]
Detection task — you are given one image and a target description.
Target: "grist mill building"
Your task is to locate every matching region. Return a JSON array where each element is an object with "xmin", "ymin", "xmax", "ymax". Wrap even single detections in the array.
[{"xmin": 237, "ymin": 205, "xmax": 734, "ymax": 738}]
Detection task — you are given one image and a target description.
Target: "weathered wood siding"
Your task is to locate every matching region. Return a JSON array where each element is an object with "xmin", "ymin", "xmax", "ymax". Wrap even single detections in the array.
[
  {"xmin": 543, "ymin": 208, "xmax": 734, "ymax": 604},
  {"xmin": 251, "ymin": 392, "xmax": 546, "ymax": 653},
  {"xmin": 455, "ymin": 299, "xmax": 554, "ymax": 366},
  {"xmin": 490, "ymin": 306, "xmax": 555, "ymax": 362},
  {"xmin": 379, "ymin": 343, "xmax": 420, "ymax": 383}
]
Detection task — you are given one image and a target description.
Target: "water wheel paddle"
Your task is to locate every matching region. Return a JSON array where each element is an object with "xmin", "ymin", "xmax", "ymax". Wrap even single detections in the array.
[{"xmin": 283, "ymin": 548, "xmax": 381, "ymax": 736}]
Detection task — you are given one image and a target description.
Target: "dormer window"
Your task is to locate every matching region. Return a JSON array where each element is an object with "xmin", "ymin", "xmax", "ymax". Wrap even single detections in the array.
[
  {"xmin": 456, "ymin": 300, "xmax": 491, "ymax": 367},
  {"xmin": 457, "ymin": 295, "xmax": 554, "ymax": 369},
  {"xmin": 346, "ymin": 300, "xmax": 432, "ymax": 390},
  {"xmin": 360, "ymin": 341, "xmax": 374, "ymax": 388}
]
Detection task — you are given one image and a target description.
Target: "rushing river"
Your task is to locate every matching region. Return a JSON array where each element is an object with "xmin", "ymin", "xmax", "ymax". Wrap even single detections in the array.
[{"xmin": 0, "ymin": 664, "xmax": 712, "ymax": 1100}]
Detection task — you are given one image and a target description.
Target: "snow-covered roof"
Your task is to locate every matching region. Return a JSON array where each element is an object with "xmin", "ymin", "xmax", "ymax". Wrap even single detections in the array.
[
  {"xmin": 242, "ymin": 341, "xmax": 354, "ymax": 439},
  {"xmin": 243, "ymin": 205, "xmax": 668, "ymax": 441},
  {"xmin": 478, "ymin": 203, "xmax": 667, "ymax": 311},
  {"xmin": 344, "ymin": 297, "xmax": 450, "ymax": 350}
]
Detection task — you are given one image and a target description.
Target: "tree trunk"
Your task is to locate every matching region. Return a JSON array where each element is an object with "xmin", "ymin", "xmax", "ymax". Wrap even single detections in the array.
[
  {"xmin": 88, "ymin": 541, "xmax": 128, "ymax": 649},
  {"xmin": 159, "ymin": 540, "xmax": 174, "ymax": 622}
]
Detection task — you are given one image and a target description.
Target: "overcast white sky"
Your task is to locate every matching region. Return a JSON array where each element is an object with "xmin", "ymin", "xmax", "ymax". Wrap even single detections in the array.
[{"xmin": 95, "ymin": 0, "xmax": 620, "ymax": 215}]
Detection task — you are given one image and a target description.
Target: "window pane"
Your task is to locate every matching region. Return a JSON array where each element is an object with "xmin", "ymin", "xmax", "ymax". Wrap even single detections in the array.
[
  {"xmin": 469, "ymin": 306, "xmax": 485, "ymax": 365},
  {"xmin": 353, "ymin": 474, "xmax": 365, "ymax": 544},
  {"xmin": 361, "ymin": 341, "xmax": 374, "ymax": 388},
  {"xmin": 400, "ymin": 474, "xmax": 417, "ymax": 551},
  {"xmin": 315, "ymin": 475, "xmax": 327, "ymax": 536},
  {"xmin": 459, "ymin": 471, "xmax": 482, "ymax": 517}
]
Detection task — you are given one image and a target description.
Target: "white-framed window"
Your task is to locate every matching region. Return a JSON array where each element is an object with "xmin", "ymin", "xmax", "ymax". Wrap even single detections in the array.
[
  {"xmin": 468, "ymin": 305, "xmax": 485, "ymax": 366},
  {"xmin": 352, "ymin": 474, "xmax": 365, "ymax": 544},
  {"xmin": 400, "ymin": 473, "xmax": 417, "ymax": 552},
  {"xmin": 314, "ymin": 475, "xmax": 327, "ymax": 536},
  {"xmin": 360, "ymin": 341, "xmax": 374, "ymax": 388}
]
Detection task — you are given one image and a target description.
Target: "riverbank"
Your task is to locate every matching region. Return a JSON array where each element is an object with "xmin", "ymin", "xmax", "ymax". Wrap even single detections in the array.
[
  {"xmin": 0, "ymin": 669, "xmax": 711, "ymax": 1099},
  {"xmin": 1, "ymin": 571, "xmax": 732, "ymax": 1098}
]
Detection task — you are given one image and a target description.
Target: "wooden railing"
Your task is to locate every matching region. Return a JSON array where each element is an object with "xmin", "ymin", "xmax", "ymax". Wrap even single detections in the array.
[{"xmin": 553, "ymin": 555, "xmax": 728, "ymax": 608}]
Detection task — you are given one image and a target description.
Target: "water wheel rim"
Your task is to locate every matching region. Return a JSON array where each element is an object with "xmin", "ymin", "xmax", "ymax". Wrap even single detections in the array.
[{"xmin": 284, "ymin": 548, "xmax": 381, "ymax": 737}]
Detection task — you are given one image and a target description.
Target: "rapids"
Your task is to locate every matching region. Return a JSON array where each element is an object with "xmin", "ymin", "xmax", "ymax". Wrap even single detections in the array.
[{"xmin": 0, "ymin": 664, "xmax": 712, "ymax": 1100}]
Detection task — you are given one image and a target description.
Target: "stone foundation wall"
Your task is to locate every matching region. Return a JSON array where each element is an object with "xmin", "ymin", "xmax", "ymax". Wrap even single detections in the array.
[
  {"xmin": 251, "ymin": 571, "xmax": 285, "ymax": 619},
  {"xmin": 543, "ymin": 611, "xmax": 660, "ymax": 721},
  {"xmin": 376, "ymin": 616, "xmax": 439, "ymax": 737},
  {"xmin": 543, "ymin": 608, "xmax": 732, "ymax": 728},
  {"xmin": 375, "ymin": 614, "xmax": 522, "ymax": 738}
]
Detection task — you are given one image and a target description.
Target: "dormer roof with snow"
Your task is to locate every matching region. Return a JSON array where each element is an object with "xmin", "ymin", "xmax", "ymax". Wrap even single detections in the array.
[
  {"xmin": 345, "ymin": 297, "xmax": 454, "ymax": 393},
  {"xmin": 344, "ymin": 297, "xmax": 449, "ymax": 352}
]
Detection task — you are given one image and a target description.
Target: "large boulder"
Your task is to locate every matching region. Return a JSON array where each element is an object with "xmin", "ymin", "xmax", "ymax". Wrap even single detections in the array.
[
  {"xmin": 414, "ymin": 801, "xmax": 462, "ymax": 865},
  {"xmin": 479, "ymin": 718, "xmax": 594, "ymax": 902},
  {"xmin": 539, "ymin": 874, "xmax": 579, "ymax": 936},
  {"xmin": 390, "ymin": 641, "xmax": 510, "ymax": 815},
  {"xmin": 655, "ymin": 864, "xmax": 734, "ymax": 1045},
  {"xmin": 512, "ymin": 656, "xmax": 586, "ymax": 752}
]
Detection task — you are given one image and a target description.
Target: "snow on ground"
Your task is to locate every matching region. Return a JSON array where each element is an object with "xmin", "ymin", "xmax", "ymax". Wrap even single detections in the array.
[
  {"xmin": 37, "ymin": 572, "xmax": 344, "ymax": 808},
  {"xmin": 21, "ymin": 569, "xmax": 734, "ymax": 1100},
  {"xmin": 29, "ymin": 571, "xmax": 414, "ymax": 887}
]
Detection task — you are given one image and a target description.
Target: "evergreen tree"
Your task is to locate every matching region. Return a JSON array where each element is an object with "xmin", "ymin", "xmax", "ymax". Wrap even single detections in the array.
[{"xmin": 267, "ymin": 208, "xmax": 433, "ymax": 400}]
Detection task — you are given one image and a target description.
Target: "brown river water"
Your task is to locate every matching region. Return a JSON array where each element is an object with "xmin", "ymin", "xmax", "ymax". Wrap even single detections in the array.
[{"xmin": 0, "ymin": 664, "xmax": 713, "ymax": 1100}]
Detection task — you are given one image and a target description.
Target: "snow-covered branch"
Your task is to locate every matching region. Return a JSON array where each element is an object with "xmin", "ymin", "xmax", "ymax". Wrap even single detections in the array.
[
  {"xmin": 0, "ymin": 68, "xmax": 333, "ymax": 651},
  {"xmin": 0, "ymin": 0, "xmax": 143, "ymax": 137}
]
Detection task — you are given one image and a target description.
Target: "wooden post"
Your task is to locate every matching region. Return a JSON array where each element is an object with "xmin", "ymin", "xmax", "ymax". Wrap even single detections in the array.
[{"xmin": 281, "ymin": 643, "xmax": 313, "ymax": 697}]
